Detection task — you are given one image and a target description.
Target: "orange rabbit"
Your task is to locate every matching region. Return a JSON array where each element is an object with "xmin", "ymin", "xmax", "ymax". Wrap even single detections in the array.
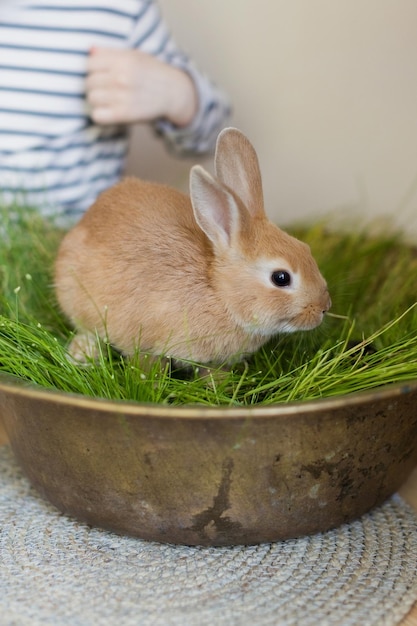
[{"xmin": 54, "ymin": 128, "xmax": 331, "ymax": 367}]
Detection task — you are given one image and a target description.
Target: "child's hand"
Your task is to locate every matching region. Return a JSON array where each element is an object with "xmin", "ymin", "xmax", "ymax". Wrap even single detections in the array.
[{"xmin": 86, "ymin": 48, "xmax": 198, "ymax": 127}]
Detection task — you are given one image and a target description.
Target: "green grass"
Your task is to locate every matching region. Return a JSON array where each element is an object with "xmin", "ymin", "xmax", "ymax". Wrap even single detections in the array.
[{"xmin": 0, "ymin": 203, "xmax": 416, "ymax": 406}]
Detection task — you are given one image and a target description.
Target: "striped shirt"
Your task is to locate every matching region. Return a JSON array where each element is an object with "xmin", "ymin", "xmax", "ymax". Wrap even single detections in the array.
[{"xmin": 0, "ymin": 0, "xmax": 231, "ymax": 220}]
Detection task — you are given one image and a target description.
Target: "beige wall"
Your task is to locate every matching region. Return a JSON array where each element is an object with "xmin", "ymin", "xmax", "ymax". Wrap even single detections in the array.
[{"xmin": 126, "ymin": 0, "xmax": 417, "ymax": 238}]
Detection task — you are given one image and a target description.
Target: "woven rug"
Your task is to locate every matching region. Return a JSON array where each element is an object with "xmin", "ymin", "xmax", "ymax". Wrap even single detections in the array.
[{"xmin": 1, "ymin": 446, "xmax": 417, "ymax": 626}]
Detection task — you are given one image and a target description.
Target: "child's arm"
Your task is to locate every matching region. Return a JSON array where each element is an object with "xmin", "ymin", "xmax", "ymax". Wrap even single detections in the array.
[{"xmin": 85, "ymin": 1, "xmax": 231, "ymax": 155}]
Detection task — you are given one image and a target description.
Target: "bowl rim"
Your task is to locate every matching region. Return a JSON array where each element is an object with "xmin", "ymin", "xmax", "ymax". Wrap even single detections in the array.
[{"xmin": 0, "ymin": 371, "xmax": 416, "ymax": 420}]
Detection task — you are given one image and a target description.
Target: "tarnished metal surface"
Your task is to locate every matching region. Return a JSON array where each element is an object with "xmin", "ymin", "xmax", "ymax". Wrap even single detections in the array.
[{"xmin": 0, "ymin": 372, "xmax": 416, "ymax": 546}]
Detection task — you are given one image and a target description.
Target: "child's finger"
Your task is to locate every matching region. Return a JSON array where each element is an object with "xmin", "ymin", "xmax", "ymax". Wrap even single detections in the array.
[{"xmin": 86, "ymin": 47, "xmax": 118, "ymax": 72}]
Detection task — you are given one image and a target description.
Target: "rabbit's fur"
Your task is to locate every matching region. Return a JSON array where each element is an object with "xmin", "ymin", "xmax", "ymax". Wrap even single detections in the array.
[{"xmin": 55, "ymin": 128, "xmax": 331, "ymax": 366}]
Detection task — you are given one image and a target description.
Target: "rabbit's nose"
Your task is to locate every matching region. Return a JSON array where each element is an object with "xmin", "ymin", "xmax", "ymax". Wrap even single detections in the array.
[{"xmin": 322, "ymin": 290, "xmax": 332, "ymax": 313}]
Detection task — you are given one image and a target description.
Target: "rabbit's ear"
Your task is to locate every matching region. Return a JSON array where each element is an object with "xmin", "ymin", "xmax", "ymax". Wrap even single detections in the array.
[
  {"xmin": 214, "ymin": 127, "xmax": 265, "ymax": 219},
  {"xmin": 190, "ymin": 164, "xmax": 240, "ymax": 250}
]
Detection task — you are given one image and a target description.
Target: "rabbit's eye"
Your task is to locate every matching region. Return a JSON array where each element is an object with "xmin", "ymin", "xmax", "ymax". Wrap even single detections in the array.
[{"xmin": 271, "ymin": 270, "xmax": 292, "ymax": 288}]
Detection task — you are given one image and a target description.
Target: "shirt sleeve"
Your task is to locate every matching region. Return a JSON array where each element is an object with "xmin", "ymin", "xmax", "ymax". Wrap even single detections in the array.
[{"xmin": 127, "ymin": 0, "xmax": 232, "ymax": 156}]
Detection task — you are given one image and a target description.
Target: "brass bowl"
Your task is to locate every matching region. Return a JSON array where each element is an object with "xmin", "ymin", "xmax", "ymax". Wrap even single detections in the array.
[{"xmin": 1, "ymin": 371, "xmax": 416, "ymax": 546}]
